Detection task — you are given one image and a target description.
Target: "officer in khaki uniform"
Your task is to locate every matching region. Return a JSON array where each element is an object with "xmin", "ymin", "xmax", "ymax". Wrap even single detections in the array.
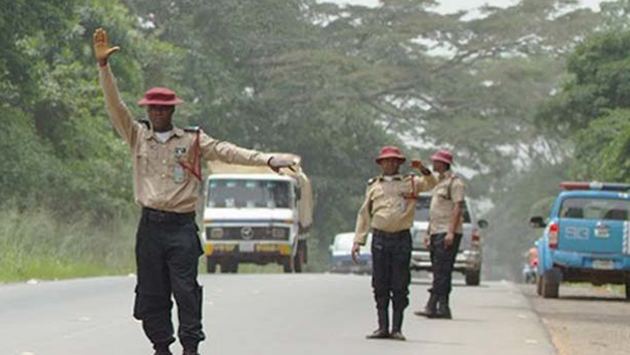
[
  {"xmin": 415, "ymin": 149, "xmax": 465, "ymax": 320},
  {"xmin": 93, "ymin": 28, "xmax": 294, "ymax": 355},
  {"xmin": 352, "ymin": 146, "xmax": 436, "ymax": 341}
]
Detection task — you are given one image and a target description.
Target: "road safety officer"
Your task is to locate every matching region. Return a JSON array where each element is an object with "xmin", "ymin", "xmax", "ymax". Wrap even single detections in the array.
[
  {"xmin": 415, "ymin": 149, "xmax": 465, "ymax": 320},
  {"xmin": 93, "ymin": 28, "xmax": 294, "ymax": 355},
  {"xmin": 352, "ymin": 146, "xmax": 436, "ymax": 341}
]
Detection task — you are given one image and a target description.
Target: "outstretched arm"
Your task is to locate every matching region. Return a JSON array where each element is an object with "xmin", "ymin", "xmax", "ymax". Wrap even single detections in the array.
[{"xmin": 199, "ymin": 132, "xmax": 295, "ymax": 170}]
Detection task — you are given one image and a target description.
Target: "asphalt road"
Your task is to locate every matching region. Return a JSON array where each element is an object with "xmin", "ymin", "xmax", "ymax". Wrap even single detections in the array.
[
  {"xmin": 521, "ymin": 283, "xmax": 630, "ymax": 355},
  {"xmin": 0, "ymin": 274, "xmax": 555, "ymax": 355}
]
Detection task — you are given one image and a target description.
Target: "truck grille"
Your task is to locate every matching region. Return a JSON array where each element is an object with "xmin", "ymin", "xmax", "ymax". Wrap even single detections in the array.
[{"xmin": 206, "ymin": 226, "xmax": 290, "ymax": 241}]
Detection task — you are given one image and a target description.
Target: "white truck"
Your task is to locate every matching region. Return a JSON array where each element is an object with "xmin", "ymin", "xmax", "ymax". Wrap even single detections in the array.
[{"xmin": 202, "ymin": 157, "xmax": 313, "ymax": 273}]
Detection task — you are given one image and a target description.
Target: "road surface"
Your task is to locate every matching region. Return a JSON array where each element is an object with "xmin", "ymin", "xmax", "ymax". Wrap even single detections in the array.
[
  {"xmin": 0, "ymin": 274, "xmax": 555, "ymax": 355},
  {"xmin": 522, "ymin": 283, "xmax": 630, "ymax": 355}
]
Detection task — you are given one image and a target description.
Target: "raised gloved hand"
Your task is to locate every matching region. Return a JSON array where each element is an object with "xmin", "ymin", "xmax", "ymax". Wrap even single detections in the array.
[{"xmin": 93, "ymin": 28, "xmax": 120, "ymax": 67}]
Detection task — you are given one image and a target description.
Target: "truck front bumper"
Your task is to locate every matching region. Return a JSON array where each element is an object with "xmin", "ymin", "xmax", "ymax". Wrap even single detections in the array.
[{"xmin": 206, "ymin": 242, "xmax": 293, "ymax": 257}]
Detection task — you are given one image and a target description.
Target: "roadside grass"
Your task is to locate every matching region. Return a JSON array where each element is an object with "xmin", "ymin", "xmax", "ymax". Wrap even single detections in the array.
[
  {"xmin": 0, "ymin": 208, "xmax": 334, "ymax": 281},
  {"xmin": 0, "ymin": 208, "xmax": 137, "ymax": 283}
]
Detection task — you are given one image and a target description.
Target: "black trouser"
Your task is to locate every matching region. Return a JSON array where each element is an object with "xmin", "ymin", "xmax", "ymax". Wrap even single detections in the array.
[
  {"xmin": 429, "ymin": 233, "xmax": 463, "ymax": 298},
  {"xmin": 133, "ymin": 207, "xmax": 205, "ymax": 351},
  {"xmin": 371, "ymin": 229, "xmax": 412, "ymax": 332}
]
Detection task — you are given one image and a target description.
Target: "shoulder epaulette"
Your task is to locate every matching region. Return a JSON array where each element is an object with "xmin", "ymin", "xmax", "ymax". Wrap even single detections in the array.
[
  {"xmin": 184, "ymin": 126, "xmax": 200, "ymax": 133},
  {"xmin": 138, "ymin": 119, "xmax": 150, "ymax": 129}
]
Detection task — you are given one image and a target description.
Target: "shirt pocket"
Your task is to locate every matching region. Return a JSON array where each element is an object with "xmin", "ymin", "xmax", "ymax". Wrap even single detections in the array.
[
  {"xmin": 136, "ymin": 145, "xmax": 150, "ymax": 175},
  {"xmin": 435, "ymin": 186, "xmax": 449, "ymax": 200}
]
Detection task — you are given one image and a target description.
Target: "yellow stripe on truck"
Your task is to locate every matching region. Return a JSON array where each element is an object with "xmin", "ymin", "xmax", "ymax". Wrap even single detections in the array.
[
  {"xmin": 279, "ymin": 245, "xmax": 291, "ymax": 255},
  {"xmin": 205, "ymin": 244, "xmax": 214, "ymax": 256}
]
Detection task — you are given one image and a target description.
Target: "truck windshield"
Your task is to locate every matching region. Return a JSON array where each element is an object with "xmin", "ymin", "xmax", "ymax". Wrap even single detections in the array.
[
  {"xmin": 207, "ymin": 179, "xmax": 292, "ymax": 209},
  {"xmin": 414, "ymin": 195, "xmax": 472, "ymax": 223},
  {"xmin": 560, "ymin": 198, "xmax": 630, "ymax": 221}
]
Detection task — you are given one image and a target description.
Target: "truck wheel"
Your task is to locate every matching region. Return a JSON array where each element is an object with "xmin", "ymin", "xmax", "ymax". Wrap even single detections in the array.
[
  {"xmin": 465, "ymin": 270, "xmax": 481, "ymax": 286},
  {"xmin": 220, "ymin": 260, "xmax": 232, "ymax": 273},
  {"xmin": 230, "ymin": 260, "xmax": 239, "ymax": 274},
  {"xmin": 283, "ymin": 257, "xmax": 293, "ymax": 273},
  {"xmin": 536, "ymin": 276, "xmax": 543, "ymax": 296},
  {"xmin": 206, "ymin": 258, "xmax": 217, "ymax": 274},
  {"xmin": 541, "ymin": 272, "xmax": 559, "ymax": 298},
  {"xmin": 294, "ymin": 247, "xmax": 306, "ymax": 273}
]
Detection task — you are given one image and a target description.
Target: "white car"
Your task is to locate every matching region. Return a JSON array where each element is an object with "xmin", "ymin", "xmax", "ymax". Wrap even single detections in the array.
[
  {"xmin": 329, "ymin": 232, "xmax": 372, "ymax": 274},
  {"xmin": 410, "ymin": 192, "xmax": 488, "ymax": 286}
]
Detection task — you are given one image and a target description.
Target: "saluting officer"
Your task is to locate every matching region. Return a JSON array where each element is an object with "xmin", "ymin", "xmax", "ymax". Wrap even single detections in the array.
[
  {"xmin": 93, "ymin": 28, "xmax": 294, "ymax": 355},
  {"xmin": 352, "ymin": 146, "xmax": 436, "ymax": 341},
  {"xmin": 415, "ymin": 149, "xmax": 465, "ymax": 320}
]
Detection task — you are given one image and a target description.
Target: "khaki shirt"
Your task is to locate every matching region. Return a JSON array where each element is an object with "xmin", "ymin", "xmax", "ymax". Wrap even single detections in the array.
[
  {"xmin": 99, "ymin": 65, "xmax": 273, "ymax": 213},
  {"xmin": 354, "ymin": 173, "xmax": 437, "ymax": 245},
  {"xmin": 429, "ymin": 171, "xmax": 466, "ymax": 235}
]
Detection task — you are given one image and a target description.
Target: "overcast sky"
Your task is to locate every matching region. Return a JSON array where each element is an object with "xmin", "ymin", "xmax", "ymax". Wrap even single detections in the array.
[{"xmin": 332, "ymin": 0, "xmax": 605, "ymax": 13}]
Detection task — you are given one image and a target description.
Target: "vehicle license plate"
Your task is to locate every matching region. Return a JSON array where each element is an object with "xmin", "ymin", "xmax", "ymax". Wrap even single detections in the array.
[
  {"xmin": 240, "ymin": 242, "xmax": 255, "ymax": 253},
  {"xmin": 592, "ymin": 259, "xmax": 614, "ymax": 270}
]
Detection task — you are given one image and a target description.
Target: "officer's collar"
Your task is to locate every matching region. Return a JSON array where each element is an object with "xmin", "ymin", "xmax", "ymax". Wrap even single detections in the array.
[
  {"xmin": 438, "ymin": 170, "xmax": 454, "ymax": 180},
  {"xmin": 146, "ymin": 126, "xmax": 184, "ymax": 140},
  {"xmin": 378, "ymin": 174, "xmax": 404, "ymax": 181}
]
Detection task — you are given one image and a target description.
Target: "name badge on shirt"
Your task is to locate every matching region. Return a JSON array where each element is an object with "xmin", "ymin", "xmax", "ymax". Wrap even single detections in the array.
[{"xmin": 173, "ymin": 148, "xmax": 186, "ymax": 183}]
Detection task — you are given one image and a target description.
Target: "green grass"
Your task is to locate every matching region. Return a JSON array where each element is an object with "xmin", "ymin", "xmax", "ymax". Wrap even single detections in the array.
[
  {"xmin": 0, "ymin": 208, "xmax": 137, "ymax": 283},
  {"xmin": 0, "ymin": 208, "xmax": 334, "ymax": 282}
]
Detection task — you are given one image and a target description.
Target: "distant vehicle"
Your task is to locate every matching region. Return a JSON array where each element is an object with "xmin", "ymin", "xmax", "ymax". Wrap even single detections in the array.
[
  {"xmin": 202, "ymin": 157, "xmax": 313, "ymax": 274},
  {"xmin": 522, "ymin": 246, "xmax": 539, "ymax": 284},
  {"xmin": 531, "ymin": 182, "xmax": 630, "ymax": 299},
  {"xmin": 410, "ymin": 192, "xmax": 488, "ymax": 286},
  {"xmin": 329, "ymin": 232, "xmax": 372, "ymax": 274}
]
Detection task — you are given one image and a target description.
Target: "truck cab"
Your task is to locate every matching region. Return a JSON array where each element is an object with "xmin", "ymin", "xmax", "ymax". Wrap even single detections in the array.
[
  {"xmin": 203, "ymin": 159, "xmax": 312, "ymax": 273},
  {"xmin": 531, "ymin": 182, "xmax": 630, "ymax": 299}
]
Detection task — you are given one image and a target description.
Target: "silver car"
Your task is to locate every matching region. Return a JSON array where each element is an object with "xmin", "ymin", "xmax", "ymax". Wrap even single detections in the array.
[
  {"xmin": 329, "ymin": 232, "xmax": 372, "ymax": 274},
  {"xmin": 410, "ymin": 193, "xmax": 488, "ymax": 286}
]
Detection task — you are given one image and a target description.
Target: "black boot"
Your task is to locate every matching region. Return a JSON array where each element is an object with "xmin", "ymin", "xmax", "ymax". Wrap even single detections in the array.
[
  {"xmin": 366, "ymin": 308, "xmax": 390, "ymax": 339},
  {"xmin": 434, "ymin": 295, "xmax": 452, "ymax": 319},
  {"xmin": 414, "ymin": 293, "xmax": 438, "ymax": 318},
  {"xmin": 390, "ymin": 309, "xmax": 406, "ymax": 341},
  {"xmin": 153, "ymin": 343, "xmax": 173, "ymax": 355},
  {"xmin": 182, "ymin": 343, "xmax": 199, "ymax": 355}
]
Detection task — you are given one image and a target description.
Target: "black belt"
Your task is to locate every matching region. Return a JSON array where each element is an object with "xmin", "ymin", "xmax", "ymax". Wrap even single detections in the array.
[
  {"xmin": 373, "ymin": 229, "xmax": 410, "ymax": 238},
  {"xmin": 142, "ymin": 207, "xmax": 195, "ymax": 223}
]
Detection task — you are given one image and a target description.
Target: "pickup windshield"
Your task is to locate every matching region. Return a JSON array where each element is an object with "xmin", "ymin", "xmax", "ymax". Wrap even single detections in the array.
[
  {"xmin": 414, "ymin": 195, "xmax": 472, "ymax": 223},
  {"xmin": 207, "ymin": 179, "xmax": 292, "ymax": 209},
  {"xmin": 559, "ymin": 198, "xmax": 630, "ymax": 221}
]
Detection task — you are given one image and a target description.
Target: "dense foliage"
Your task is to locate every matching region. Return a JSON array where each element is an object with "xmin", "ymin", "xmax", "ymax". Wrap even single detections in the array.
[{"xmin": 2, "ymin": 0, "xmax": 623, "ymax": 278}]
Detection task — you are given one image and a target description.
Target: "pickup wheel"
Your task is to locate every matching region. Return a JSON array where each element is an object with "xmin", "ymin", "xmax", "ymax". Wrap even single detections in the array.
[
  {"xmin": 541, "ymin": 272, "xmax": 559, "ymax": 298},
  {"xmin": 206, "ymin": 258, "xmax": 217, "ymax": 274},
  {"xmin": 465, "ymin": 270, "xmax": 481, "ymax": 286}
]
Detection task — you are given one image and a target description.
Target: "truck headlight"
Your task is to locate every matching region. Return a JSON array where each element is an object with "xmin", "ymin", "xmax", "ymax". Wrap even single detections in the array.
[
  {"xmin": 210, "ymin": 228, "xmax": 224, "ymax": 239},
  {"xmin": 271, "ymin": 227, "xmax": 287, "ymax": 239}
]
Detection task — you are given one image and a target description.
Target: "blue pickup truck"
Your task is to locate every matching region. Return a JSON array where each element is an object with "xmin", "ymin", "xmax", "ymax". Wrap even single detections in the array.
[{"xmin": 531, "ymin": 182, "xmax": 630, "ymax": 299}]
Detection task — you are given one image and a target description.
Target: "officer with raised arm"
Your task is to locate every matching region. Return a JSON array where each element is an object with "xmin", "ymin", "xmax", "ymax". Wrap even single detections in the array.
[{"xmin": 93, "ymin": 28, "xmax": 294, "ymax": 355}]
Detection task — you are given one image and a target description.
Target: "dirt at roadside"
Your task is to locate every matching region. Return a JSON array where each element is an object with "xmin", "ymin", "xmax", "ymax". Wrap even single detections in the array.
[{"xmin": 520, "ymin": 284, "xmax": 630, "ymax": 355}]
